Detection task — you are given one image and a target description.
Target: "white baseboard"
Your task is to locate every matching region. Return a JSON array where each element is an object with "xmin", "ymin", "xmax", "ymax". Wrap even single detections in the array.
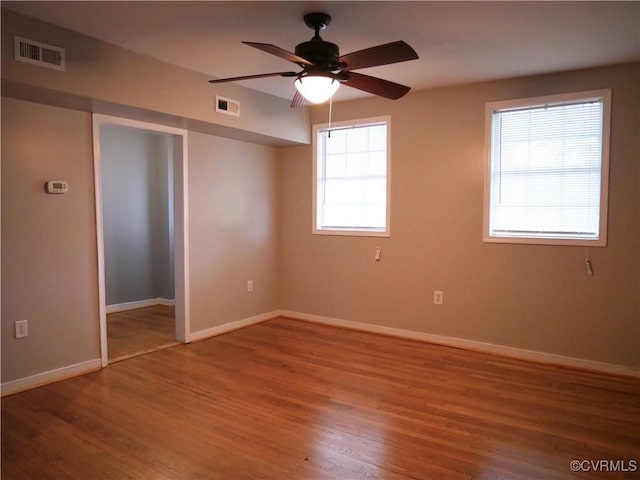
[
  {"xmin": 186, "ymin": 310, "xmax": 280, "ymax": 343},
  {"xmin": 106, "ymin": 298, "xmax": 175, "ymax": 314},
  {"xmin": 277, "ymin": 310, "xmax": 640, "ymax": 379},
  {"xmin": 1, "ymin": 310, "xmax": 278, "ymax": 396},
  {"xmin": 5, "ymin": 309, "xmax": 636, "ymax": 397},
  {"xmin": 1, "ymin": 358, "xmax": 102, "ymax": 397}
]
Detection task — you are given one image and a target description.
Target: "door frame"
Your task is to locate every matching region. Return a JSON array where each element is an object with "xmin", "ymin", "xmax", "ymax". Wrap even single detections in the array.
[{"xmin": 92, "ymin": 114, "xmax": 190, "ymax": 367}]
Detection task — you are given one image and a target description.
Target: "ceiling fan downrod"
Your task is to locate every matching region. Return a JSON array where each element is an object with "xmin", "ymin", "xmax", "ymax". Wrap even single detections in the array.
[
  {"xmin": 303, "ymin": 12, "xmax": 331, "ymax": 37},
  {"xmin": 296, "ymin": 12, "xmax": 340, "ymax": 69}
]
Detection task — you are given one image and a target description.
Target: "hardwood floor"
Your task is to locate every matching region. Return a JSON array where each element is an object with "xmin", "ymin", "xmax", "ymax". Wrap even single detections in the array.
[
  {"xmin": 2, "ymin": 317, "xmax": 639, "ymax": 479},
  {"xmin": 107, "ymin": 305, "xmax": 178, "ymax": 362}
]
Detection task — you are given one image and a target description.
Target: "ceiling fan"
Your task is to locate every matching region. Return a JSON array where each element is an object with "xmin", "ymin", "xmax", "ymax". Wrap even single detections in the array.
[{"xmin": 209, "ymin": 12, "xmax": 419, "ymax": 107}]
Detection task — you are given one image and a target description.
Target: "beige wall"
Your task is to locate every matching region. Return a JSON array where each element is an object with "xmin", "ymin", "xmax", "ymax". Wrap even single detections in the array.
[
  {"xmin": 188, "ymin": 132, "xmax": 280, "ymax": 332},
  {"xmin": 278, "ymin": 63, "xmax": 640, "ymax": 369},
  {"xmin": 1, "ymin": 9, "xmax": 309, "ymax": 146},
  {"xmin": 1, "ymin": 98, "xmax": 101, "ymax": 382},
  {"xmin": 2, "ymin": 7, "xmax": 638, "ymax": 387},
  {"xmin": 1, "ymin": 98, "xmax": 281, "ymax": 384},
  {"xmin": 1, "ymin": 9, "xmax": 286, "ymax": 388}
]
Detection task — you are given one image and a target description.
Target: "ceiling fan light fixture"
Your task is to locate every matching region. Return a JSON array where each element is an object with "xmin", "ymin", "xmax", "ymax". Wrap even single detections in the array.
[
  {"xmin": 294, "ymin": 75, "xmax": 340, "ymax": 104},
  {"xmin": 209, "ymin": 13, "xmax": 418, "ymax": 107}
]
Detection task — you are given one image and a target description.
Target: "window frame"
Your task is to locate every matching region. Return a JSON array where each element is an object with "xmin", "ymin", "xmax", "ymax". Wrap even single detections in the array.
[
  {"xmin": 312, "ymin": 116, "xmax": 392, "ymax": 237},
  {"xmin": 483, "ymin": 89, "xmax": 611, "ymax": 247}
]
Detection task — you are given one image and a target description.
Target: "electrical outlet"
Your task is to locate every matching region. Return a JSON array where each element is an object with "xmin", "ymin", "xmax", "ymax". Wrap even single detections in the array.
[
  {"xmin": 247, "ymin": 280, "xmax": 254, "ymax": 293},
  {"xmin": 15, "ymin": 320, "xmax": 28, "ymax": 338},
  {"xmin": 433, "ymin": 290, "xmax": 444, "ymax": 305}
]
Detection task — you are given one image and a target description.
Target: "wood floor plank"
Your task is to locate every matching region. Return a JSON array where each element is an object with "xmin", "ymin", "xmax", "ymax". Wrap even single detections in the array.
[
  {"xmin": 3, "ymin": 317, "xmax": 639, "ymax": 479},
  {"xmin": 107, "ymin": 305, "xmax": 178, "ymax": 362}
]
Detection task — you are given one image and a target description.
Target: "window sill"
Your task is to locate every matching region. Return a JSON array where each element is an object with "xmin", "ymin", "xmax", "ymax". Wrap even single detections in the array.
[
  {"xmin": 483, "ymin": 235, "xmax": 606, "ymax": 247},
  {"xmin": 313, "ymin": 228, "xmax": 390, "ymax": 238}
]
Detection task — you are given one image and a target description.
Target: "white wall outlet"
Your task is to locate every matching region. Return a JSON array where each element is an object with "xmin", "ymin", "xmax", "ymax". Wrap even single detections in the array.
[
  {"xmin": 433, "ymin": 290, "xmax": 444, "ymax": 305},
  {"xmin": 15, "ymin": 320, "xmax": 28, "ymax": 338},
  {"xmin": 247, "ymin": 280, "xmax": 254, "ymax": 293}
]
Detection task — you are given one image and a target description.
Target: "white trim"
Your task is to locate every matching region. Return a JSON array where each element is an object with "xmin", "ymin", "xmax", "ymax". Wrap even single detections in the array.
[
  {"xmin": 92, "ymin": 114, "xmax": 189, "ymax": 136},
  {"xmin": 312, "ymin": 116, "xmax": 392, "ymax": 237},
  {"xmin": 3, "ymin": 311, "xmax": 637, "ymax": 395},
  {"xmin": 92, "ymin": 115, "xmax": 108, "ymax": 367},
  {"xmin": 483, "ymin": 89, "xmax": 611, "ymax": 247},
  {"xmin": 157, "ymin": 298, "xmax": 175, "ymax": 307},
  {"xmin": 92, "ymin": 114, "xmax": 190, "ymax": 366},
  {"xmin": 187, "ymin": 311, "xmax": 280, "ymax": 343},
  {"xmin": 174, "ymin": 133, "xmax": 190, "ymax": 343},
  {"xmin": 0, "ymin": 311, "xmax": 277, "ymax": 395},
  {"xmin": 215, "ymin": 95, "xmax": 240, "ymax": 117},
  {"xmin": 105, "ymin": 298, "xmax": 175, "ymax": 314},
  {"xmin": 278, "ymin": 310, "xmax": 640, "ymax": 379},
  {"xmin": 14, "ymin": 35, "xmax": 66, "ymax": 71},
  {"xmin": 1, "ymin": 359, "xmax": 102, "ymax": 397}
]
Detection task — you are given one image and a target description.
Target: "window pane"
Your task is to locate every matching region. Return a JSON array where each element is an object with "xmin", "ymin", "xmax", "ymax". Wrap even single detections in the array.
[
  {"xmin": 345, "ymin": 152, "xmax": 369, "ymax": 177},
  {"xmin": 486, "ymin": 92, "xmax": 608, "ymax": 244},
  {"xmin": 368, "ymin": 124, "xmax": 387, "ymax": 151},
  {"xmin": 325, "ymin": 129, "xmax": 346, "ymax": 154},
  {"xmin": 346, "ymin": 127, "xmax": 368, "ymax": 153},
  {"xmin": 325, "ymin": 153, "xmax": 346, "ymax": 177},
  {"xmin": 368, "ymin": 151, "xmax": 387, "ymax": 176},
  {"xmin": 315, "ymin": 119, "xmax": 389, "ymax": 234}
]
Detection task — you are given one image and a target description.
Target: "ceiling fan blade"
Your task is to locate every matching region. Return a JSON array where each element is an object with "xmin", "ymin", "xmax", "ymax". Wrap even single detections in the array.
[
  {"xmin": 343, "ymin": 71, "xmax": 411, "ymax": 100},
  {"xmin": 209, "ymin": 71, "xmax": 297, "ymax": 83},
  {"xmin": 290, "ymin": 90, "xmax": 311, "ymax": 108},
  {"xmin": 242, "ymin": 41, "xmax": 313, "ymax": 66},
  {"xmin": 339, "ymin": 41, "xmax": 418, "ymax": 70}
]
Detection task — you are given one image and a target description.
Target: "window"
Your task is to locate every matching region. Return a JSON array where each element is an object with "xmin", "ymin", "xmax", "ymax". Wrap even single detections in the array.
[
  {"xmin": 313, "ymin": 117, "xmax": 391, "ymax": 236},
  {"xmin": 483, "ymin": 90, "xmax": 611, "ymax": 246}
]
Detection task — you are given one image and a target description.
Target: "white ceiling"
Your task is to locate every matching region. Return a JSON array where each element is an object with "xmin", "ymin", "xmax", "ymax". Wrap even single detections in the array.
[{"xmin": 3, "ymin": 1, "xmax": 639, "ymax": 103}]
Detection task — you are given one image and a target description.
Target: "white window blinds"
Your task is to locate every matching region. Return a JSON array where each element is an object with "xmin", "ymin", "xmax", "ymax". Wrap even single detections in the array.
[{"xmin": 485, "ymin": 90, "xmax": 610, "ymax": 245}]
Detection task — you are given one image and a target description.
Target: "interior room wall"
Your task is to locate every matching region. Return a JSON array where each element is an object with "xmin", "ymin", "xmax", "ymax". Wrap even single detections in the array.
[
  {"xmin": 188, "ymin": 132, "xmax": 280, "ymax": 333},
  {"xmin": 1, "ymin": 97, "xmax": 101, "ymax": 382},
  {"xmin": 1, "ymin": 97, "xmax": 281, "ymax": 386},
  {"xmin": 101, "ymin": 124, "xmax": 175, "ymax": 306},
  {"xmin": 278, "ymin": 63, "xmax": 640, "ymax": 370},
  {"xmin": 2, "ymin": 6, "xmax": 637, "ymax": 389},
  {"xmin": 1, "ymin": 10, "xmax": 284, "ymax": 390},
  {"xmin": 1, "ymin": 9, "xmax": 310, "ymax": 147}
]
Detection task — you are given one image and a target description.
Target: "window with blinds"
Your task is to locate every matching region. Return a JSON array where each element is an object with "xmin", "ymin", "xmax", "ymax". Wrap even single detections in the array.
[
  {"xmin": 484, "ymin": 90, "xmax": 611, "ymax": 246},
  {"xmin": 313, "ymin": 117, "xmax": 391, "ymax": 236}
]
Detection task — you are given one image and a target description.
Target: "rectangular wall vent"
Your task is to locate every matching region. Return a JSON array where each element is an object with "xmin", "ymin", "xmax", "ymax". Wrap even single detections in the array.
[
  {"xmin": 14, "ymin": 36, "xmax": 66, "ymax": 71},
  {"xmin": 216, "ymin": 96, "xmax": 240, "ymax": 117}
]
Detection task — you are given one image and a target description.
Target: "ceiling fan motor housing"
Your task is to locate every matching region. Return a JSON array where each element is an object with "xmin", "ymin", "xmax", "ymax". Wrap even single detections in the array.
[{"xmin": 295, "ymin": 39, "xmax": 340, "ymax": 70}]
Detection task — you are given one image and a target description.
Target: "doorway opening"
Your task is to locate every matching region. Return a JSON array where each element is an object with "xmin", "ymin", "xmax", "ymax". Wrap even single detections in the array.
[
  {"xmin": 107, "ymin": 304, "xmax": 178, "ymax": 363},
  {"xmin": 93, "ymin": 115, "xmax": 190, "ymax": 366}
]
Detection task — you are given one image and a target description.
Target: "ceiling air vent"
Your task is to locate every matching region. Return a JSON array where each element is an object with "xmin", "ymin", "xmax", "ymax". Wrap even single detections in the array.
[{"xmin": 14, "ymin": 36, "xmax": 65, "ymax": 71}]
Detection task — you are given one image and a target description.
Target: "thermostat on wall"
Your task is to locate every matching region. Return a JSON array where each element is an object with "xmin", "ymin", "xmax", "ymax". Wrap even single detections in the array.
[{"xmin": 45, "ymin": 180, "xmax": 69, "ymax": 194}]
